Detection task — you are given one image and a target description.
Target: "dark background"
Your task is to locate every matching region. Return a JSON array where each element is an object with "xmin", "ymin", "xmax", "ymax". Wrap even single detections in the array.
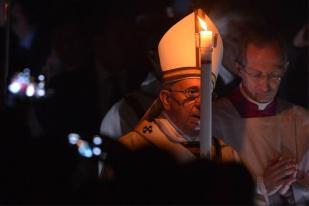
[{"xmin": 0, "ymin": 0, "xmax": 307, "ymax": 204}]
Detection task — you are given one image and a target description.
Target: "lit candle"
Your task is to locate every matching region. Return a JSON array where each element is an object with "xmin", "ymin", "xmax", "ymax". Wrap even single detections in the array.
[
  {"xmin": 200, "ymin": 30, "xmax": 212, "ymax": 48},
  {"xmin": 198, "ymin": 17, "xmax": 213, "ymax": 62},
  {"xmin": 198, "ymin": 16, "xmax": 213, "ymax": 159}
]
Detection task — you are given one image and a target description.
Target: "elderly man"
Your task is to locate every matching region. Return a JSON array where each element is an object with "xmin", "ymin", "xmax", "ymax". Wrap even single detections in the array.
[
  {"xmin": 118, "ymin": 10, "xmax": 239, "ymax": 163},
  {"xmin": 213, "ymin": 28, "xmax": 309, "ymax": 205}
]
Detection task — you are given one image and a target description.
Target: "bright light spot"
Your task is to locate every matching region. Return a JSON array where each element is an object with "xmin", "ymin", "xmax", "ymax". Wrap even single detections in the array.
[
  {"xmin": 83, "ymin": 149, "xmax": 93, "ymax": 158},
  {"xmin": 78, "ymin": 141, "xmax": 93, "ymax": 158},
  {"xmin": 38, "ymin": 75, "xmax": 45, "ymax": 81},
  {"xmin": 26, "ymin": 84, "xmax": 35, "ymax": 97},
  {"xmin": 68, "ymin": 133, "xmax": 80, "ymax": 144},
  {"xmin": 8, "ymin": 82, "xmax": 21, "ymax": 94},
  {"xmin": 93, "ymin": 147, "xmax": 101, "ymax": 156},
  {"xmin": 93, "ymin": 136, "xmax": 102, "ymax": 145},
  {"xmin": 36, "ymin": 89, "xmax": 46, "ymax": 97}
]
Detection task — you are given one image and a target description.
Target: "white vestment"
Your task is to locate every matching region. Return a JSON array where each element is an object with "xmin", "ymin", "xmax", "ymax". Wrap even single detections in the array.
[{"xmin": 213, "ymin": 93, "xmax": 309, "ymax": 205}]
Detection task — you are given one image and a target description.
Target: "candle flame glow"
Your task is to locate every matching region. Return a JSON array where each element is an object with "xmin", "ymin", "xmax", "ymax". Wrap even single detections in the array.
[{"xmin": 198, "ymin": 17, "xmax": 207, "ymax": 31}]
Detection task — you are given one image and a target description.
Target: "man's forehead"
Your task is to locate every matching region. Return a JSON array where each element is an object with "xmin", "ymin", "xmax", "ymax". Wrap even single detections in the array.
[
  {"xmin": 245, "ymin": 43, "xmax": 286, "ymax": 71},
  {"xmin": 246, "ymin": 42, "xmax": 282, "ymax": 57}
]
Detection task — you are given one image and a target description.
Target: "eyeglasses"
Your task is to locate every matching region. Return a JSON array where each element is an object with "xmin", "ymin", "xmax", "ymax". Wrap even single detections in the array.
[
  {"xmin": 242, "ymin": 68, "xmax": 284, "ymax": 81},
  {"xmin": 238, "ymin": 62, "xmax": 285, "ymax": 81},
  {"xmin": 168, "ymin": 87, "xmax": 200, "ymax": 100}
]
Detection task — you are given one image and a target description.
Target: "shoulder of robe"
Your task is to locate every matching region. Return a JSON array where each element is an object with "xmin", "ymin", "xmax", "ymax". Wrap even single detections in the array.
[
  {"xmin": 277, "ymin": 98, "xmax": 309, "ymax": 120},
  {"xmin": 119, "ymin": 120, "xmax": 160, "ymax": 150}
]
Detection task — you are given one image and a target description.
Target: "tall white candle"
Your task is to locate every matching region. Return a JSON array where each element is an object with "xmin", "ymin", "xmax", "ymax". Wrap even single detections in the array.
[{"xmin": 199, "ymin": 18, "xmax": 213, "ymax": 159}]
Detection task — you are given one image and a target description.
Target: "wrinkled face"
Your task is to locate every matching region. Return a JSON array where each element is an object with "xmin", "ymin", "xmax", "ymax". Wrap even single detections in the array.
[
  {"xmin": 160, "ymin": 78, "xmax": 201, "ymax": 137},
  {"xmin": 237, "ymin": 43, "xmax": 287, "ymax": 103}
]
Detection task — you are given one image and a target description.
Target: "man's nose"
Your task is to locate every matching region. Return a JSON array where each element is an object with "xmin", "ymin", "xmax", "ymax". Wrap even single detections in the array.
[{"xmin": 259, "ymin": 76, "xmax": 271, "ymax": 92}]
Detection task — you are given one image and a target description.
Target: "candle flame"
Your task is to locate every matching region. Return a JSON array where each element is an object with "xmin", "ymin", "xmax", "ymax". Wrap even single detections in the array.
[{"xmin": 198, "ymin": 17, "xmax": 207, "ymax": 31}]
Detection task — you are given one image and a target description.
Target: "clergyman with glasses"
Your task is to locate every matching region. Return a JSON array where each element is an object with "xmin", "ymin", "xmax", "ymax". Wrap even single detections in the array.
[
  {"xmin": 118, "ymin": 12, "xmax": 240, "ymax": 163},
  {"xmin": 213, "ymin": 27, "xmax": 309, "ymax": 205}
]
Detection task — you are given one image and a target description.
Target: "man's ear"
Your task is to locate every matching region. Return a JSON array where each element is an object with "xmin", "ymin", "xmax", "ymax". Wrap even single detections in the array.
[{"xmin": 160, "ymin": 90, "xmax": 171, "ymax": 111}]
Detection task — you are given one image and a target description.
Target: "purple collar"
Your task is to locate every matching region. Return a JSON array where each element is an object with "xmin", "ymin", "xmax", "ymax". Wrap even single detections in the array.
[{"xmin": 228, "ymin": 86, "xmax": 277, "ymax": 118}]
